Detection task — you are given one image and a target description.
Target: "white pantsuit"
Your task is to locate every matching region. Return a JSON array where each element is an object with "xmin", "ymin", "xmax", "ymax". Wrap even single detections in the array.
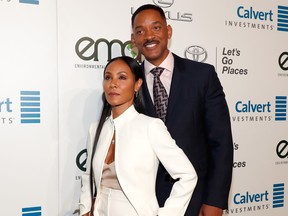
[{"xmin": 79, "ymin": 105, "xmax": 197, "ymax": 216}]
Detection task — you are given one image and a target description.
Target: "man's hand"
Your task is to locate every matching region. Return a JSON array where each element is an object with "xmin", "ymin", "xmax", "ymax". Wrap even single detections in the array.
[{"xmin": 198, "ymin": 204, "xmax": 223, "ymax": 216}]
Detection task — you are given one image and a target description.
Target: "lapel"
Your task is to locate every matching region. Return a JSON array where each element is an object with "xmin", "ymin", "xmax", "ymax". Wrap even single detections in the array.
[
  {"xmin": 141, "ymin": 64, "xmax": 157, "ymax": 117},
  {"xmin": 166, "ymin": 54, "xmax": 182, "ymax": 121}
]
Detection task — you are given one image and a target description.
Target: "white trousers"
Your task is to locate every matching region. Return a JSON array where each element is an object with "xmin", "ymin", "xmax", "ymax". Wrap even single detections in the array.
[{"xmin": 95, "ymin": 187, "xmax": 138, "ymax": 216}]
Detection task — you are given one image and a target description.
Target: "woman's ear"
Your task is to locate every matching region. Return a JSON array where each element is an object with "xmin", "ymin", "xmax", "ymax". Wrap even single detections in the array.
[{"xmin": 135, "ymin": 78, "xmax": 143, "ymax": 92}]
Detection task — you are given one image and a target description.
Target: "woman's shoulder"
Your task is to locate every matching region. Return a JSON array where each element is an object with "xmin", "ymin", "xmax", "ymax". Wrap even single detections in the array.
[{"xmin": 135, "ymin": 113, "xmax": 165, "ymax": 127}]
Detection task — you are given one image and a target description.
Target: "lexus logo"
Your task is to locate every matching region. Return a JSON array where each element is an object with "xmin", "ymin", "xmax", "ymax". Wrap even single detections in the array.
[
  {"xmin": 153, "ymin": 0, "xmax": 174, "ymax": 8},
  {"xmin": 184, "ymin": 45, "xmax": 208, "ymax": 62},
  {"xmin": 276, "ymin": 140, "xmax": 288, "ymax": 159}
]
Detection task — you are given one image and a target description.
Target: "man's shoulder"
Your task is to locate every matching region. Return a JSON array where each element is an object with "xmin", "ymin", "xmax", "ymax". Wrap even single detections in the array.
[
  {"xmin": 172, "ymin": 53, "xmax": 214, "ymax": 69},
  {"xmin": 172, "ymin": 53, "xmax": 216, "ymax": 78}
]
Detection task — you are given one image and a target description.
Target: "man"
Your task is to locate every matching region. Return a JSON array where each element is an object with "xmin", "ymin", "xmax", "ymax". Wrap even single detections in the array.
[{"xmin": 130, "ymin": 4, "xmax": 233, "ymax": 216}]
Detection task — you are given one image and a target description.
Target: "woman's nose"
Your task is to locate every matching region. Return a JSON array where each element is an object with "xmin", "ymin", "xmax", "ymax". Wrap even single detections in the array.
[{"xmin": 110, "ymin": 79, "xmax": 117, "ymax": 88}]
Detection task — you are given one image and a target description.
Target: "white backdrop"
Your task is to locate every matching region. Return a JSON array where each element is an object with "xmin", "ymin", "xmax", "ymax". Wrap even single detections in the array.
[
  {"xmin": 1, "ymin": 0, "xmax": 288, "ymax": 215},
  {"xmin": 0, "ymin": 0, "xmax": 58, "ymax": 215}
]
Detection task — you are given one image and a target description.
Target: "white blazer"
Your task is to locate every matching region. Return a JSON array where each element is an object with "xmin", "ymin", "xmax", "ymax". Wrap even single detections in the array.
[{"xmin": 79, "ymin": 105, "xmax": 197, "ymax": 216}]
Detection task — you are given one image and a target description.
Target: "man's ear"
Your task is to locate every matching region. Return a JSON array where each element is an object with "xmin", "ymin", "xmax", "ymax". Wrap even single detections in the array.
[
  {"xmin": 131, "ymin": 33, "xmax": 135, "ymax": 45},
  {"xmin": 167, "ymin": 25, "xmax": 172, "ymax": 39}
]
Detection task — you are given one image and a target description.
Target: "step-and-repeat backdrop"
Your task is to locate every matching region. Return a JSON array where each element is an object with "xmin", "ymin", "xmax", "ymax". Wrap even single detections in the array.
[{"xmin": 1, "ymin": 0, "xmax": 287, "ymax": 215}]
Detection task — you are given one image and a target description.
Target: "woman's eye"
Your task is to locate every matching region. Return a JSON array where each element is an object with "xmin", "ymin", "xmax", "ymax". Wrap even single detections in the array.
[
  {"xmin": 104, "ymin": 76, "xmax": 111, "ymax": 80},
  {"xmin": 119, "ymin": 75, "xmax": 127, "ymax": 80}
]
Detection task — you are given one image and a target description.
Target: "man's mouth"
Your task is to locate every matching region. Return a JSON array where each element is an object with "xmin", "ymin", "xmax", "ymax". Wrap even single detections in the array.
[{"xmin": 144, "ymin": 40, "xmax": 159, "ymax": 48}]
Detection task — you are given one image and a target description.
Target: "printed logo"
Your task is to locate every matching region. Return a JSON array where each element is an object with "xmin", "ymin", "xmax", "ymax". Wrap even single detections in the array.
[
  {"xmin": 0, "ymin": 90, "xmax": 41, "ymax": 125},
  {"xmin": 224, "ymin": 183, "xmax": 285, "ymax": 214},
  {"xmin": 275, "ymin": 140, "xmax": 288, "ymax": 165},
  {"xmin": 74, "ymin": 37, "xmax": 140, "ymax": 69},
  {"xmin": 76, "ymin": 149, "xmax": 87, "ymax": 172},
  {"xmin": 231, "ymin": 96, "xmax": 287, "ymax": 122},
  {"xmin": 153, "ymin": 0, "xmax": 174, "ymax": 8},
  {"xmin": 275, "ymin": 96, "xmax": 287, "ymax": 121},
  {"xmin": 233, "ymin": 142, "xmax": 247, "ymax": 169},
  {"xmin": 20, "ymin": 91, "xmax": 41, "ymax": 124},
  {"xmin": 131, "ymin": 0, "xmax": 192, "ymax": 22},
  {"xmin": 184, "ymin": 45, "xmax": 207, "ymax": 62},
  {"xmin": 19, "ymin": 0, "xmax": 39, "ymax": 5},
  {"xmin": 219, "ymin": 47, "xmax": 248, "ymax": 76},
  {"xmin": 22, "ymin": 206, "xmax": 41, "ymax": 216},
  {"xmin": 278, "ymin": 52, "xmax": 288, "ymax": 71},
  {"xmin": 273, "ymin": 183, "xmax": 285, "ymax": 208},
  {"xmin": 225, "ymin": 5, "xmax": 288, "ymax": 33},
  {"xmin": 277, "ymin": 6, "xmax": 288, "ymax": 32},
  {"xmin": 276, "ymin": 140, "xmax": 288, "ymax": 159}
]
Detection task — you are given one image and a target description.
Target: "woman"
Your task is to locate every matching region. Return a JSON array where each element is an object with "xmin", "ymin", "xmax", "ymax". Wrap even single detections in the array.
[{"xmin": 79, "ymin": 56, "xmax": 197, "ymax": 216}]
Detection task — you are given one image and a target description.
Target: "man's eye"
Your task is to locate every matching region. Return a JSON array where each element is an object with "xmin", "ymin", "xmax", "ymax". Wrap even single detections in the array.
[
  {"xmin": 136, "ymin": 30, "xmax": 144, "ymax": 35},
  {"xmin": 154, "ymin": 26, "xmax": 161, "ymax": 31}
]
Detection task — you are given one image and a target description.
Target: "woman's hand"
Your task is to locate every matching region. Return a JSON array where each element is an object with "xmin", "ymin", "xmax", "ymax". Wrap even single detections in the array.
[{"xmin": 82, "ymin": 212, "xmax": 93, "ymax": 216}]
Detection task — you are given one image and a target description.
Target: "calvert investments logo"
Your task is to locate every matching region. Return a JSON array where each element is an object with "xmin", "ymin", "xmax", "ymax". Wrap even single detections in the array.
[
  {"xmin": 22, "ymin": 206, "xmax": 41, "ymax": 216},
  {"xmin": 19, "ymin": 0, "xmax": 39, "ymax": 5},
  {"xmin": 277, "ymin": 6, "xmax": 288, "ymax": 32},
  {"xmin": 0, "ymin": 90, "xmax": 41, "ymax": 125},
  {"xmin": 224, "ymin": 183, "xmax": 285, "ymax": 214},
  {"xmin": 20, "ymin": 91, "xmax": 41, "ymax": 124},
  {"xmin": 273, "ymin": 183, "xmax": 285, "ymax": 208},
  {"xmin": 225, "ymin": 4, "xmax": 288, "ymax": 33},
  {"xmin": 231, "ymin": 96, "xmax": 287, "ymax": 122},
  {"xmin": 275, "ymin": 96, "xmax": 287, "ymax": 121}
]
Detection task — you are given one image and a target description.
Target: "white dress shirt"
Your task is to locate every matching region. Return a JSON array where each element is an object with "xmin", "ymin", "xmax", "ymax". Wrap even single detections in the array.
[{"xmin": 144, "ymin": 52, "xmax": 174, "ymax": 102}]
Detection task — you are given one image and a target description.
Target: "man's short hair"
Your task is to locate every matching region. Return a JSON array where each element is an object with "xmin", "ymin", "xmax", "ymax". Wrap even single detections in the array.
[{"xmin": 131, "ymin": 4, "xmax": 166, "ymax": 27}]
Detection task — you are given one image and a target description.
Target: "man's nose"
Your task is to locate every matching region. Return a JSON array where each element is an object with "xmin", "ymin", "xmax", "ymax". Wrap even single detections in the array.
[{"xmin": 145, "ymin": 29, "xmax": 155, "ymax": 40}]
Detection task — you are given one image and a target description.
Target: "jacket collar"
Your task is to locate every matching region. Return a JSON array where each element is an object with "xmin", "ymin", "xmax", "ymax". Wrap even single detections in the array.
[{"xmin": 108, "ymin": 105, "xmax": 139, "ymax": 128}]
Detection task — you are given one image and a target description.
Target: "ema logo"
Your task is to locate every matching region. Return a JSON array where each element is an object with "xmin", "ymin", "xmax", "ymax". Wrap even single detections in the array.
[
  {"xmin": 20, "ymin": 91, "xmax": 41, "ymax": 124},
  {"xmin": 273, "ymin": 183, "xmax": 285, "ymax": 208},
  {"xmin": 277, "ymin": 6, "xmax": 288, "ymax": 32},
  {"xmin": 22, "ymin": 206, "xmax": 41, "ymax": 216},
  {"xmin": 19, "ymin": 0, "xmax": 39, "ymax": 5}
]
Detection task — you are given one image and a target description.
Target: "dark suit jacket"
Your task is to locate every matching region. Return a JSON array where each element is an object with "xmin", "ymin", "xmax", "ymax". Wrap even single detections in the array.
[{"xmin": 141, "ymin": 53, "xmax": 233, "ymax": 216}]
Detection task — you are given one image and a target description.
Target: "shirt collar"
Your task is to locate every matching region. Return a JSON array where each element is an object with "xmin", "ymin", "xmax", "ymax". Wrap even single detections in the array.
[{"xmin": 144, "ymin": 51, "xmax": 174, "ymax": 75}]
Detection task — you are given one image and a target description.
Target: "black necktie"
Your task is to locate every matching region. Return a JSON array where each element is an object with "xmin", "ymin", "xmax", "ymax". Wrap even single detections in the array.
[{"xmin": 150, "ymin": 67, "xmax": 168, "ymax": 122}]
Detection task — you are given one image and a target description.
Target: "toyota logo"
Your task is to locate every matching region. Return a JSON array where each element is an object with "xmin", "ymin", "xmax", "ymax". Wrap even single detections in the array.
[{"xmin": 184, "ymin": 45, "xmax": 208, "ymax": 62}]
